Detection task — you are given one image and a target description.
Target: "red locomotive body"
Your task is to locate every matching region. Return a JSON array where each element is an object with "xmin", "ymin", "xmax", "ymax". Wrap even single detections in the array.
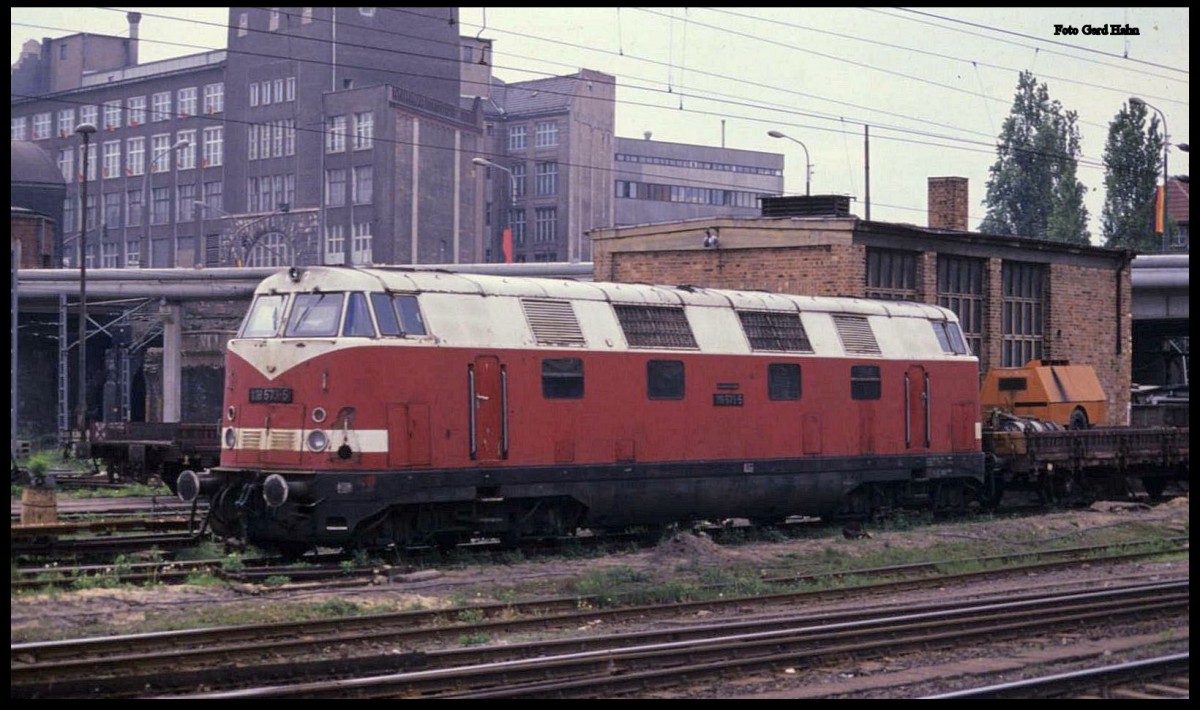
[{"xmin": 179, "ymin": 266, "xmax": 986, "ymax": 553}]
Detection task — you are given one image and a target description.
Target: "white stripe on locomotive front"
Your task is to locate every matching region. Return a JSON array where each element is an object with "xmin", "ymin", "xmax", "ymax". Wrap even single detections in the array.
[{"xmin": 226, "ymin": 427, "xmax": 389, "ymax": 453}]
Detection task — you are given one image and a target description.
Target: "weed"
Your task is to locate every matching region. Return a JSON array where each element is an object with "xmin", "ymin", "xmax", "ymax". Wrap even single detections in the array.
[
  {"xmin": 456, "ymin": 607, "xmax": 486, "ymax": 624},
  {"xmin": 262, "ymin": 575, "xmax": 291, "ymax": 587},
  {"xmin": 459, "ymin": 632, "xmax": 490, "ymax": 646},
  {"xmin": 314, "ymin": 598, "xmax": 361, "ymax": 617},
  {"xmin": 221, "ymin": 553, "xmax": 245, "ymax": 573},
  {"xmin": 184, "ymin": 572, "xmax": 223, "ymax": 586}
]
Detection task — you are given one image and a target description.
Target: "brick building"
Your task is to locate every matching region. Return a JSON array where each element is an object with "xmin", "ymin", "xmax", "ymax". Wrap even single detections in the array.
[{"xmin": 590, "ymin": 179, "xmax": 1136, "ymax": 425}]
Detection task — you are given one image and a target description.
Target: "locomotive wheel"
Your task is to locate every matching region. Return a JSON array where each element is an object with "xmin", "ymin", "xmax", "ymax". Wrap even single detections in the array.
[
  {"xmin": 273, "ymin": 541, "xmax": 313, "ymax": 561},
  {"xmin": 1142, "ymin": 477, "xmax": 1166, "ymax": 501}
]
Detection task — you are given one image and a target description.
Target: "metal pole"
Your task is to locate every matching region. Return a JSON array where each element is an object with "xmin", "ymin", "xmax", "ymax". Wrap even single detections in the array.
[
  {"xmin": 767, "ymin": 130, "xmax": 811, "ymax": 196},
  {"xmin": 75, "ymin": 122, "xmax": 97, "ymax": 446},
  {"xmin": 473, "ymin": 157, "xmax": 514, "ymax": 261}
]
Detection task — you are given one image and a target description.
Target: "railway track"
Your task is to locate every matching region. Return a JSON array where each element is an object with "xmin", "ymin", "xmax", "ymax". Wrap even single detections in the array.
[
  {"xmin": 924, "ymin": 653, "xmax": 1191, "ymax": 699},
  {"xmin": 40, "ymin": 580, "xmax": 1185, "ymax": 699},
  {"xmin": 11, "ymin": 544, "xmax": 1188, "ymax": 698}
]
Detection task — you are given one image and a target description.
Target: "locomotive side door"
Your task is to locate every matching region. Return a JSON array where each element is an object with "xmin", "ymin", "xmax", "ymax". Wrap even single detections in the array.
[
  {"xmin": 469, "ymin": 356, "xmax": 508, "ymax": 461},
  {"xmin": 905, "ymin": 365, "xmax": 930, "ymax": 450}
]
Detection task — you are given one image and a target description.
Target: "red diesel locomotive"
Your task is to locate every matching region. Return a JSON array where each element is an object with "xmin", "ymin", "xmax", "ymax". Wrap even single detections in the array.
[{"xmin": 178, "ymin": 266, "xmax": 986, "ymax": 553}]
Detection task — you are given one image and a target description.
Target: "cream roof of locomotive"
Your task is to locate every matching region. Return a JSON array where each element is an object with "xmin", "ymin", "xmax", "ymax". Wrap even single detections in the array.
[{"xmin": 258, "ymin": 266, "xmax": 959, "ymax": 323}]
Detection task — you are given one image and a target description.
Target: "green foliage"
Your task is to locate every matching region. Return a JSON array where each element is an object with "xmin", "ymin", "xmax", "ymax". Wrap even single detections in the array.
[
  {"xmin": 980, "ymin": 70, "xmax": 1090, "ymax": 244},
  {"xmin": 262, "ymin": 575, "xmax": 291, "ymax": 587},
  {"xmin": 1102, "ymin": 100, "xmax": 1165, "ymax": 252},
  {"xmin": 184, "ymin": 572, "xmax": 223, "ymax": 586},
  {"xmin": 174, "ymin": 540, "xmax": 225, "ymax": 562},
  {"xmin": 314, "ymin": 598, "xmax": 362, "ymax": 617},
  {"xmin": 456, "ymin": 607, "xmax": 487, "ymax": 624},
  {"xmin": 221, "ymin": 553, "xmax": 246, "ymax": 572},
  {"xmin": 459, "ymin": 632, "xmax": 491, "ymax": 646}
]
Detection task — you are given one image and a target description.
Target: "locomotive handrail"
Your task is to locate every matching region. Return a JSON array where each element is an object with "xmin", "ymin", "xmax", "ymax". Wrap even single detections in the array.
[
  {"xmin": 904, "ymin": 373, "xmax": 911, "ymax": 448},
  {"xmin": 924, "ymin": 372, "xmax": 931, "ymax": 449},
  {"xmin": 468, "ymin": 365, "xmax": 477, "ymax": 460},
  {"xmin": 501, "ymin": 366, "xmax": 510, "ymax": 459}
]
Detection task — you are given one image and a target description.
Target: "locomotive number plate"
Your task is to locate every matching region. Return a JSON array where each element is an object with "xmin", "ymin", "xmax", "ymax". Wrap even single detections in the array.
[
  {"xmin": 249, "ymin": 387, "xmax": 293, "ymax": 404},
  {"xmin": 712, "ymin": 393, "xmax": 744, "ymax": 407}
]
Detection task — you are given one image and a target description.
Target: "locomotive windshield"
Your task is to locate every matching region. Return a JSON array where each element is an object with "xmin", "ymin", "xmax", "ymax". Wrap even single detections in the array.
[
  {"xmin": 285, "ymin": 293, "xmax": 344, "ymax": 337},
  {"xmin": 240, "ymin": 294, "xmax": 288, "ymax": 338}
]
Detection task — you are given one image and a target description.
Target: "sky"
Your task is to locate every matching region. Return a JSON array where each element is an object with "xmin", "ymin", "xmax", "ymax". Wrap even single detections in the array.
[{"xmin": 11, "ymin": 7, "xmax": 1190, "ymax": 246}]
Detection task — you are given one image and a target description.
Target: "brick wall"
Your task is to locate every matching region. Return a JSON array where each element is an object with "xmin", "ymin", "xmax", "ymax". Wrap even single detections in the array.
[
  {"xmin": 1046, "ymin": 262, "xmax": 1132, "ymax": 425},
  {"xmin": 607, "ymin": 244, "xmax": 865, "ymax": 297}
]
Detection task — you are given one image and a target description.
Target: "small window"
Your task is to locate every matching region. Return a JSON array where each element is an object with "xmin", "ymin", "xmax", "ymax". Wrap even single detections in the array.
[
  {"xmin": 542, "ymin": 358, "xmax": 584, "ymax": 399},
  {"xmin": 998, "ymin": 377, "xmax": 1027, "ymax": 392},
  {"xmin": 768, "ymin": 363, "xmax": 801, "ymax": 401},
  {"xmin": 241, "ymin": 294, "xmax": 288, "ymax": 337},
  {"xmin": 851, "ymin": 365, "xmax": 881, "ymax": 401},
  {"xmin": 932, "ymin": 320, "xmax": 971, "ymax": 355},
  {"xmin": 647, "ymin": 360, "xmax": 685, "ymax": 400},
  {"xmin": 932, "ymin": 321, "xmax": 953, "ymax": 353},
  {"xmin": 285, "ymin": 293, "xmax": 343, "ymax": 337},
  {"xmin": 343, "ymin": 292, "xmax": 376, "ymax": 337}
]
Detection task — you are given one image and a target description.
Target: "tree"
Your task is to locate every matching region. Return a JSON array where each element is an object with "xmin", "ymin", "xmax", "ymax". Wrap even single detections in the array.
[
  {"xmin": 1100, "ymin": 100, "xmax": 1163, "ymax": 251},
  {"xmin": 979, "ymin": 71, "xmax": 1090, "ymax": 244}
]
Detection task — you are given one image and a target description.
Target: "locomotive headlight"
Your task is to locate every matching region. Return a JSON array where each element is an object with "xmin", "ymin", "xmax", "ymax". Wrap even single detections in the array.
[
  {"xmin": 307, "ymin": 429, "xmax": 329, "ymax": 452},
  {"xmin": 223, "ymin": 427, "xmax": 237, "ymax": 448},
  {"xmin": 311, "ymin": 407, "xmax": 327, "ymax": 424},
  {"xmin": 227, "ymin": 405, "xmax": 236, "ymax": 421}
]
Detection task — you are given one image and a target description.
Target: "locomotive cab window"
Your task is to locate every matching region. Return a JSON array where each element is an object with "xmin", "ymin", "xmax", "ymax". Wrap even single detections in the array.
[
  {"xmin": 647, "ymin": 359, "xmax": 685, "ymax": 400},
  {"xmin": 542, "ymin": 358, "xmax": 584, "ymax": 399},
  {"xmin": 343, "ymin": 292, "xmax": 376, "ymax": 337},
  {"xmin": 768, "ymin": 363, "xmax": 802, "ymax": 400},
  {"xmin": 370, "ymin": 293, "xmax": 426, "ymax": 336},
  {"xmin": 241, "ymin": 294, "xmax": 288, "ymax": 337},
  {"xmin": 284, "ymin": 292, "xmax": 343, "ymax": 337},
  {"xmin": 932, "ymin": 320, "xmax": 970, "ymax": 355},
  {"xmin": 850, "ymin": 365, "xmax": 881, "ymax": 400}
]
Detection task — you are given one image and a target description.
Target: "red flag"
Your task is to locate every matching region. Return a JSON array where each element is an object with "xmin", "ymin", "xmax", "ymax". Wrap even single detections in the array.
[
  {"xmin": 1155, "ymin": 185, "xmax": 1165, "ymax": 234},
  {"xmin": 502, "ymin": 227, "xmax": 513, "ymax": 264}
]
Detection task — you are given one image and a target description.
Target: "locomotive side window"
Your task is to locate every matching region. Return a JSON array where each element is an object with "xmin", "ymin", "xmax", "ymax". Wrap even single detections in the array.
[
  {"xmin": 647, "ymin": 359, "xmax": 685, "ymax": 400},
  {"xmin": 284, "ymin": 292, "xmax": 343, "ymax": 337},
  {"xmin": 768, "ymin": 363, "xmax": 801, "ymax": 400},
  {"xmin": 542, "ymin": 358, "xmax": 584, "ymax": 399},
  {"xmin": 369, "ymin": 293, "xmax": 426, "ymax": 336},
  {"xmin": 850, "ymin": 365, "xmax": 881, "ymax": 400},
  {"xmin": 614, "ymin": 305, "xmax": 698, "ymax": 349},
  {"xmin": 343, "ymin": 292, "xmax": 376, "ymax": 337},
  {"xmin": 241, "ymin": 294, "xmax": 288, "ymax": 337}
]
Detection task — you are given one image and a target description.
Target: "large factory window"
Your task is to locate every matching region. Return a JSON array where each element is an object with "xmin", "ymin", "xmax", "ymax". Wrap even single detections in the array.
[
  {"xmin": 542, "ymin": 358, "xmax": 584, "ymax": 399},
  {"xmin": 865, "ymin": 248, "xmax": 917, "ymax": 301},
  {"xmin": 1000, "ymin": 261, "xmax": 1046, "ymax": 367},
  {"xmin": 937, "ymin": 255, "xmax": 984, "ymax": 356},
  {"xmin": 647, "ymin": 360, "xmax": 685, "ymax": 400},
  {"xmin": 768, "ymin": 363, "xmax": 802, "ymax": 400},
  {"xmin": 850, "ymin": 365, "xmax": 881, "ymax": 400}
]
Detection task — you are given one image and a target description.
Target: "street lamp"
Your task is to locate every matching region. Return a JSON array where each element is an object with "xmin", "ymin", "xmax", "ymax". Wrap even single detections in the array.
[
  {"xmin": 767, "ymin": 130, "xmax": 811, "ymax": 196},
  {"xmin": 74, "ymin": 122, "xmax": 97, "ymax": 447},
  {"xmin": 1129, "ymin": 97, "xmax": 1170, "ymax": 252},
  {"xmin": 473, "ymin": 157, "xmax": 516, "ymax": 262},
  {"xmin": 141, "ymin": 138, "xmax": 191, "ymax": 267}
]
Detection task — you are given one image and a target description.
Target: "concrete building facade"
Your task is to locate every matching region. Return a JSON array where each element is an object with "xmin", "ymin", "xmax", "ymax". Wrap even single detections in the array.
[{"xmin": 613, "ymin": 135, "xmax": 784, "ymax": 227}]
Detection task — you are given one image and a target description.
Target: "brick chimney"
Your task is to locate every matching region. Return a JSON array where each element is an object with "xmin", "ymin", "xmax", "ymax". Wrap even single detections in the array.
[{"xmin": 928, "ymin": 177, "xmax": 968, "ymax": 231}]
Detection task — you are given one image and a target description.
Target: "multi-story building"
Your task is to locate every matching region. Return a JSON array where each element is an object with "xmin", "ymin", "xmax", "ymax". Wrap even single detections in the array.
[
  {"xmin": 10, "ymin": 8, "xmax": 487, "ymax": 270},
  {"xmin": 613, "ymin": 135, "xmax": 783, "ymax": 226},
  {"xmin": 479, "ymin": 69, "xmax": 617, "ymax": 263}
]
